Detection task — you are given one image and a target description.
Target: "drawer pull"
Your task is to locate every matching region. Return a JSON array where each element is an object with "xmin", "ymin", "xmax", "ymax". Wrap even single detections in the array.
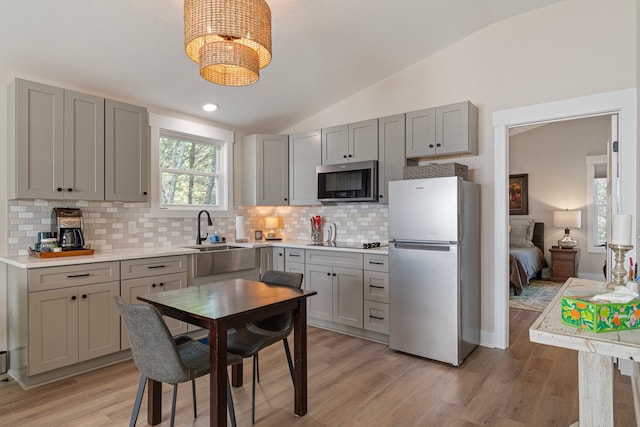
[
  {"xmin": 369, "ymin": 261, "xmax": 385, "ymax": 265},
  {"xmin": 289, "ymin": 254, "xmax": 301, "ymax": 257},
  {"xmin": 369, "ymin": 285, "xmax": 385, "ymax": 289},
  {"xmin": 67, "ymin": 273, "xmax": 90, "ymax": 278},
  {"xmin": 369, "ymin": 315, "xmax": 385, "ymax": 320},
  {"xmin": 147, "ymin": 265, "xmax": 166, "ymax": 269}
]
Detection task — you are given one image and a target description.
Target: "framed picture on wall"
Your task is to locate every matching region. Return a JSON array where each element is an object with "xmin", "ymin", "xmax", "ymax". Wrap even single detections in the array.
[
  {"xmin": 254, "ymin": 230, "xmax": 263, "ymax": 240},
  {"xmin": 509, "ymin": 174, "xmax": 529, "ymax": 215}
]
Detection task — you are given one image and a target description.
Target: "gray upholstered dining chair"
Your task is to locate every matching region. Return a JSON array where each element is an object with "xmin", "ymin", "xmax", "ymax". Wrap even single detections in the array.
[
  {"xmin": 114, "ymin": 296, "xmax": 241, "ymax": 427},
  {"xmin": 226, "ymin": 270, "xmax": 303, "ymax": 424}
]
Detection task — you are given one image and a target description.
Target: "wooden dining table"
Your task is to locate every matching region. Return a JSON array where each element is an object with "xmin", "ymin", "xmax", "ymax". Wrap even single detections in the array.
[{"xmin": 137, "ymin": 278, "xmax": 317, "ymax": 427}]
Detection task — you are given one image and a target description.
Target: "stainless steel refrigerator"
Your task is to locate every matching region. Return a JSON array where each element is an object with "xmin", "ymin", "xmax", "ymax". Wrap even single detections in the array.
[{"xmin": 388, "ymin": 176, "xmax": 480, "ymax": 366}]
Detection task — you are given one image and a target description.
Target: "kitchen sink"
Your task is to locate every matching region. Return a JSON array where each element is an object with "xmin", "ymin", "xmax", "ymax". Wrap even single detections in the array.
[
  {"xmin": 183, "ymin": 244, "xmax": 246, "ymax": 252},
  {"xmin": 186, "ymin": 245, "xmax": 256, "ymax": 276}
]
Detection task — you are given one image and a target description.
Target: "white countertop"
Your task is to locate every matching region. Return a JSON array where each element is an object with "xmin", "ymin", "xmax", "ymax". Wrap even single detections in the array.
[{"xmin": 0, "ymin": 239, "xmax": 388, "ymax": 269}]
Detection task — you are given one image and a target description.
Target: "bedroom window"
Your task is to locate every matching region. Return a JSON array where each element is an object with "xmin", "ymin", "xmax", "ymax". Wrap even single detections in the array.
[{"xmin": 586, "ymin": 155, "xmax": 607, "ymax": 253}]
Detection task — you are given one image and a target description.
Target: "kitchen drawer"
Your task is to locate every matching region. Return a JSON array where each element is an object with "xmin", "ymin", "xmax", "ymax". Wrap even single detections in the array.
[
  {"xmin": 364, "ymin": 301, "xmax": 389, "ymax": 334},
  {"xmin": 121, "ymin": 255, "xmax": 187, "ymax": 279},
  {"xmin": 306, "ymin": 249, "xmax": 363, "ymax": 269},
  {"xmin": 28, "ymin": 261, "xmax": 120, "ymax": 292},
  {"xmin": 285, "ymin": 248, "xmax": 305, "ymax": 264},
  {"xmin": 364, "ymin": 253, "xmax": 388, "ymax": 272},
  {"xmin": 364, "ymin": 271, "xmax": 389, "ymax": 303}
]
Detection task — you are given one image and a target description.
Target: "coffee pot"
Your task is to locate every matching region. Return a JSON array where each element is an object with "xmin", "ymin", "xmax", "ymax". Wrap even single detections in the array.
[{"xmin": 52, "ymin": 208, "xmax": 85, "ymax": 250}]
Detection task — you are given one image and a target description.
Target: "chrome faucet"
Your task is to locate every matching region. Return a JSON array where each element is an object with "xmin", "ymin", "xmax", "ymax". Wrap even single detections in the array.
[{"xmin": 196, "ymin": 210, "xmax": 213, "ymax": 245}]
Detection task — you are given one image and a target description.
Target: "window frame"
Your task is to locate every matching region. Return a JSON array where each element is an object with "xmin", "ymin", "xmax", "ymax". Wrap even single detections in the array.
[
  {"xmin": 148, "ymin": 113, "xmax": 234, "ymax": 218},
  {"xmin": 585, "ymin": 154, "xmax": 607, "ymax": 254}
]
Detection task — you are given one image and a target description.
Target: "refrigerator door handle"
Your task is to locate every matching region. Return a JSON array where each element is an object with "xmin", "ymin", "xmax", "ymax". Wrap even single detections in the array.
[{"xmin": 392, "ymin": 242, "xmax": 451, "ymax": 252}]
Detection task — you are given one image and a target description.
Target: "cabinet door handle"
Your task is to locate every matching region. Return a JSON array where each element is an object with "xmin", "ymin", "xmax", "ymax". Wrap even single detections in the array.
[
  {"xmin": 147, "ymin": 265, "xmax": 166, "ymax": 269},
  {"xmin": 143, "ymin": 191, "xmax": 148, "ymax": 195},
  {"xmin": 348, "ymin": 154, "xmax": 353, "ymax": 158},
  {"xmin": 67, "ymin": 188, "xmax": 73, "ymax": 192},
  {"xmin": 82, "ymin": 294, "xmax": 87, "ymax": 299},
  {"xmin": 57, "ymin": 187, "xmax": 63, "ymax": 192},
  {"xmin": 284, "ymin": 198, "xmax": 288, "ymax": 201},
  {"xmin": 159, "ymin": 282, "xmax": 164, "ymax": 287},
  {"xmin": 369, "ymin": 315, "xmax": 385, "ymax": 320},
  {"xmin": 332, "ymin": 273, "xmax": 336, "ymax": 276},
  {"xmin": 67, "ymin": 273, "xmax": 90, "ymax": 278},
  {"xmin": 343, "ymin": 155, "xmax": 347, "ymax": 158},
  {"xmin": 429, "ymin": 144, "xmax": 434, "ymax": 148},
  {"xmin": 436, "ymin": 143, "xmax": 441, "ymax": 147},
  {"xmin": 71, "ymin": 295, "xmax": 77, "ymax": 301},
  {"xmin": 379, "ymin": 194, "xmax": 383, "ymax": 198},
  {"xmin": 279, "ymin": 253, "xmax": 283, "ymax": 257},
  {"xmin": 326, "ymin": 272, "xmax": 331, "ymax": 276},
  {"xmin": 369, "ymin": 285, "xmax": 385, "ymax": 289},
  {"xmin": 151, "ymin": 283, "xmax": 156, "ymax": 288}
]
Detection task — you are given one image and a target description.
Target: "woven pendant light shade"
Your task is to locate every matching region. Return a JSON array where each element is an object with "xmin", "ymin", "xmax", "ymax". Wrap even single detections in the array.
[
  {"xmin": 184, "ymin": 0, "xmax": 272, "ymax": 86},
  {"xmin": 200, "ymin": 41, "xmax": 259, "ymax": 86}
]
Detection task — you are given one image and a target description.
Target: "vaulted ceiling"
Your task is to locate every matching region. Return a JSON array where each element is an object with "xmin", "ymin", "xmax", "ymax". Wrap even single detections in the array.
[{"xmin": 0, "ymin": 0, "xmax": 564, "ymax": 133}]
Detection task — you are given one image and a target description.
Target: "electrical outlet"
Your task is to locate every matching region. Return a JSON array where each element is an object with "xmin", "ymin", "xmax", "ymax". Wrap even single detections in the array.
[{"xmin": 128, "ymin": 222, "xmax": 137, "ymax": 234}]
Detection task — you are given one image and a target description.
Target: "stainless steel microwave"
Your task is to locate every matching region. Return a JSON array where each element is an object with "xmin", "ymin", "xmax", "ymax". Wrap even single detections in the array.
[{"xmin": 316, "ymin": 160, "xmax": 378, "ymax": 203}]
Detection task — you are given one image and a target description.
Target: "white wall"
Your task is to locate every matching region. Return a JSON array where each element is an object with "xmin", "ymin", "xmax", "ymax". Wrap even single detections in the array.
[
  {"xmin": 509, "ymin": 116, "xmax": 611, "ymax": 278},
  {"xmin": 282, "ymin": 0, "xmax": 637, "ymax": 343}
]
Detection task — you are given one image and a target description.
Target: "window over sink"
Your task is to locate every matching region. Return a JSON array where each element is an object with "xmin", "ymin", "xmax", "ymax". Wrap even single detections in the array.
[{"xmin": 149, "ymin": 113, "xmax": 234, "ymax": 217}]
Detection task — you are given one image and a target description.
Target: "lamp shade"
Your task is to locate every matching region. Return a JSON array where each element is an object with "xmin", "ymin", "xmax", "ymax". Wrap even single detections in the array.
[
  {"xmin": 184, "ymin": 0, "xmax": 272, "ymax": 86},
  {"xmin": 553, "ymin": 210, "xmax": 582, "ymax": 229},
  {"xmin": 264, "ymin": 216, "xmax": 279, "ymax": 229}
]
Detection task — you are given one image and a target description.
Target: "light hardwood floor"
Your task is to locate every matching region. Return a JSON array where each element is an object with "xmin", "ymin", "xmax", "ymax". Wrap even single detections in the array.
[{"xmin": 0, "ymin": 309, "xmax": 636, "ymax": 426}]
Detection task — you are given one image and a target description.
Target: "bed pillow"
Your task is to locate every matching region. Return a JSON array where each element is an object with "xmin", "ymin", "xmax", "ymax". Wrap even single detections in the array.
[{"xmin": 509, "ymin": 219, "xmax": 535, "ymax": 247}]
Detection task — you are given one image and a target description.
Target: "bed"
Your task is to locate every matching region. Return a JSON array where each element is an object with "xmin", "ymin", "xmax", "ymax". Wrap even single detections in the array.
[{"xmin": 509, "ymin": 221, "xmax": 547, "ymax": 296}]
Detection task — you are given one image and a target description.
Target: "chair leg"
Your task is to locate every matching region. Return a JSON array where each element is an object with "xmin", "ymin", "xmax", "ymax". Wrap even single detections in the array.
[
  {"xmin": 192, "ymin": 378, "xmax": 197, "ymax": 419},
  {"xmin": 283, "ymin": 338, "xmax": 294, "ymax": 384},
  {"xmin": 255, "ymin": 352, "xmax": 260, "ymax": 383},
  {"xmin": 227, "ymin": 375, "xmax": 237, "ymax": 427},
  {"xmin": 252, "ymin": 355, "xmax": 257, "ymax": 424},
  {"xmin": 130, "ymin": 375, "xmax": 147, "ymax": 427},
  {"xmin": 170, "ymin": 384, "xmax": 178, "ymax": 427}
]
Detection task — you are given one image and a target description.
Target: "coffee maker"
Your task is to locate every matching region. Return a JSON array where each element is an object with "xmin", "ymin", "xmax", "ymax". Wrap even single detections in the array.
[{"xmin": 52, "ymin": 208, "xmax": 85, "ymax": 250}]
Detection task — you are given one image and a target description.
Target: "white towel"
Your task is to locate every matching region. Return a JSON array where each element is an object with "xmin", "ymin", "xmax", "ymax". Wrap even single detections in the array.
[{"xmin": 592, "ymin": 286, "xmax": 639, "ymax": 303}]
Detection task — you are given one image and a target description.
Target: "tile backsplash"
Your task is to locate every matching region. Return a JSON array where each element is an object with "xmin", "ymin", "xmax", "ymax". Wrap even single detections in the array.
[{"xmin": 7, "ymin": 200, "xmax": 389, "ymax": 256}]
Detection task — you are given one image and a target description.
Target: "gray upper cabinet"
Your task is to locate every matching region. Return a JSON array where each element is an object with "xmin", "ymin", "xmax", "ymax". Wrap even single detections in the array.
[
  {"xmin": 377, "ymin": 114, "xmax": 406, "ymax": 204},
  {"xmin": 289, "ymin": 129, "xmax": 321, "ymax": 206},
  {"xmin": 321, "ymin": 119, "xmax": 378, "ymax": 165},
  {"xmin": 105, "ymin": 100, "xmax": 148, "ymax": 202},
  {"xmin": 406, "ymin": 101, "xmax": 478, "ymax": 158},
  {"xmin": 8, "ymin": 78, "xmax": 148, "ymax": 202},
  {"xmin": 242, "ymin": 134, "xmax": 289, "ymax": 206},
  {"xmin": 8, "ymin": 79, "xmax": 105, "ymax": 200}
]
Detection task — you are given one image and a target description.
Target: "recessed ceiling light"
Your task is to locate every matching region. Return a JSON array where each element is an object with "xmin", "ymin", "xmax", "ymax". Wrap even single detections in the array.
[{"xmin": 202, "ymin": 103, "xmax": 218, "ymax": 112}]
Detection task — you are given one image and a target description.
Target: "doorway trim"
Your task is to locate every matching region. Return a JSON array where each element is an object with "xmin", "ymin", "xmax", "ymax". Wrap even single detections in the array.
[{"xmin": 492, "ymin": 89, "xmax": 637, "ymax": 349}]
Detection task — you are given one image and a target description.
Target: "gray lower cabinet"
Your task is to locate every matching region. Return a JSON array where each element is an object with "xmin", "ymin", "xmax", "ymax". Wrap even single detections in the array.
[
  {"xmin": 363, "ymin": 254, "xmax": 389, "ymax": 334},
  {"xmin": 284, "ymin": 248, "xmax": 305, "ymax": 288},
  {"xmin": 8, "ymin": 261, "xmax": 121, "ymax": 378},
  {"xmin": 305, "ymin": 250, "xmax": 364, "ymax": 328},
  {"xmin": 105, "ymin": 99, "xmax": 149, "ymax": 202},
  {"xmin": 120, "ymin": 256, "xmax": 189, "ymax": 349},
  {"xmin": 242, "ymin": 134, "xmax": 289, "ymax": 206},
  {"xmin": 289, "ymin": 130, "xmax": 321, "ymax": 206}
]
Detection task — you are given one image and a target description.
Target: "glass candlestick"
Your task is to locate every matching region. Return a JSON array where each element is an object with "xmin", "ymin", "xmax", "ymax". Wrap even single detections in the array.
[{"xmin": 608, "ymin": 243, "xmax": 634, "ymax": 289}]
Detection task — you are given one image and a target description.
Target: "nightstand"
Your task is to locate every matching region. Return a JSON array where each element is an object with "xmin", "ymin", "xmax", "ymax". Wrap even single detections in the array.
[{"xmin": 549, "ymin": 248, "xmax": 579, "ymax": 282}]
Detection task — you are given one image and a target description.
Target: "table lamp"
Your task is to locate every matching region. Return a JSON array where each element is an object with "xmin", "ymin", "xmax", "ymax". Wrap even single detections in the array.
[
  {"xmin": 553, "ymin": 209, "xmax": 581, "ymax": 248},
  {"xmin": 264, "ymin": 216, "xmax": 280, "ymax": 240}
]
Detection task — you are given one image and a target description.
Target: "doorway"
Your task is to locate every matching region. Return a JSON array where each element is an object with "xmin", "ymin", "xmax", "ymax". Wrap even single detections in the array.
[{"xmin": 492, "ymin": 89, "xmax": 636, "ymax": 349}]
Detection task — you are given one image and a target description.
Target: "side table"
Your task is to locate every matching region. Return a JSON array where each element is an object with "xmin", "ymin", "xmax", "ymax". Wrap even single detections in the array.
[{"xmin": 549, "ymin": 248, "xmax": 579, "ymax": 282}]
